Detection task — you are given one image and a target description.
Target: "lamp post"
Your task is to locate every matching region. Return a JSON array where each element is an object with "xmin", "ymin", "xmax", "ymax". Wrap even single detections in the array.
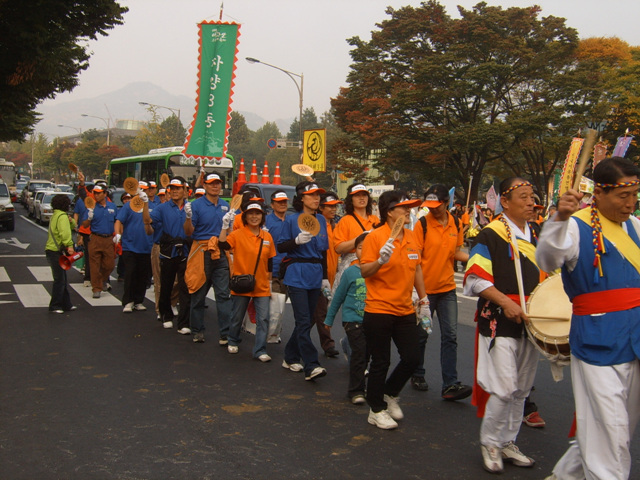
[
  {"xmin": 81, "ymin": 114, "xmax": 110, "ymax": 146},
  {"xmin": 138, "ymin": 101, "xmax": 181, "ymax": 123},
  {"xmin": 57, "ymin": 124, "xmax": 82, "ymax": 135},
  {"xmin": 246, "ymin": 57, "xmax": 304, "ymax": 159}
]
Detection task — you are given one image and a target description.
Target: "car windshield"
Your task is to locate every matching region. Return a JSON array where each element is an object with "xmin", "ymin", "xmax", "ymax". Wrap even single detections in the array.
[
  {"xmin": 30, "ymin": 182, "xmax": 52, "ymax": 191},
  {"xmin": 0, "ymin": 184, "xmax": 8, "ymax": 197},
  {"xmin": 44, "ymin": 193, "xmax": 74, "ymax": 204}
]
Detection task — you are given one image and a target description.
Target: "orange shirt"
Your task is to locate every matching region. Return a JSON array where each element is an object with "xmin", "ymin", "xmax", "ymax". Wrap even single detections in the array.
[
  {"xmin": 226, "ymin": 227, "xmax": 276, "ymax": 297},
  {"xmin": 360, "ymin": 223, "xmax": 421, "ymax": 316},
  {"xmin": 461, "ymin": 211, "xmax": 470, "ymax": 226},
  {"xmin": 325, "ymin": 222, "xmax": 338, "ymax": 286},
  {"xmin": 333, "ymin": 212, "xmax": 379, "ymax": 253},
  {"xmin": 414, "ymin": 212, "xmax": 463, "ymax": 294}
]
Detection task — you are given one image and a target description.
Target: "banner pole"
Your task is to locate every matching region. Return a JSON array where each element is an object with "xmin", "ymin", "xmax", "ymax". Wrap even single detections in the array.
[{"xmin": 465, "ymin": 175, "xmax": 473, "ymax": 209}]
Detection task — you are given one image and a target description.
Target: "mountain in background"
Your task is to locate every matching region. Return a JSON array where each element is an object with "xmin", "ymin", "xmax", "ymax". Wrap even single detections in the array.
[{"xmin": 35, "ymin": 81, "xmax": 293, "ymax": 138}]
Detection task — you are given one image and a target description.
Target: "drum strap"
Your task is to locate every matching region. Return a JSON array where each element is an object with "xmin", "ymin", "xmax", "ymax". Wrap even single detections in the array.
[{"xmin": 572, "ymin": 288, "xmax": 640, "ymax": 315}]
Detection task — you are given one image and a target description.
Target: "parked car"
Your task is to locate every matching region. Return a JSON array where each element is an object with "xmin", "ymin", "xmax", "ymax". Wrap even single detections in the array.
[
  {"xmin": 22, "ymin": 180, "xmax": 54, "ymax": 208},
  {"xmin": 0, "ymin": 180, "xmax": 16, "ymax": 231},
  {"xmin": 110, "ymin": 187, "xmax": 128, "ymax": 210},
  {"xmin": 36, "ymin": 191, "xmax": 75, "ymax": 225},
  {"xmin": 54, "ymin": 184, "xmax": 72, "ymax": 193}
]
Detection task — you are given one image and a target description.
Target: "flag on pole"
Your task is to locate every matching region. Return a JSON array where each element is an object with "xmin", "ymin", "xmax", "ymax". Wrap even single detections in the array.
[
  {"xmin": 183, "ymin": 22, "xmax": 240, "ymax": 162},
  {"xmin": 612, "ymin": 135, "xmax": 634, "ymax": 158},
  {"xmin": 494, "ymin": 195, "xmax": 503, "ymax": 215},
  {"xmin": 558, "ymin": 137, "xmax": 584, "ymax": 196},
  {"xmin": 448, "ymin": 187, "xmax": 455, "ymax": 210},
  {"xmin": 593, "ymin": 143, "xmax": 607, "ymax": 169},
  {"xmin": 486, "ymin": 185, "xmax": 497, "ymax": 211}
]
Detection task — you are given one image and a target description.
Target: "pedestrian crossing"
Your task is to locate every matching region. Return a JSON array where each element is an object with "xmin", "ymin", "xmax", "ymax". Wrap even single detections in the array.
[{"xmin": 0, "ymin": 264, "xmax": 475, "ymax": 310}]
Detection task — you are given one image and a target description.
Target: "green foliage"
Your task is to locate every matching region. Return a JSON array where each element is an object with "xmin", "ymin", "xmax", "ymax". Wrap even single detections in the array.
[
  {"xmin": 131, "ymin": 115, "xmax": 186, "ymax": 154},
  {"xmin": 287, "ymin": 107, "xmax": 321, "ymax": 142},
  {"xmin": 0, "ymin": 0, "xmax": 128, "ymax": 142}
]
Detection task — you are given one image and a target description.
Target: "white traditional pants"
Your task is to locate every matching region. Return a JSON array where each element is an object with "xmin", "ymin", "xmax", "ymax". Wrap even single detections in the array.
[
  {"xmin": 477, "ymin": 335, "xmax": 538, "ymax": 448},
  {"xmin": 571, "ymin": 356, "xmax": 640, "ymax": 480}
]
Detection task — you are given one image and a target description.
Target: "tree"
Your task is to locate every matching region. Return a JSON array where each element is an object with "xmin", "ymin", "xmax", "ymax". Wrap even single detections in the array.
[
  {"xmin": 227, "ymin": 111, "xmax": 254, "ymax": 162},
  {"xmin": 287, "ymin": 107, "xmax": 321, "ymax": 142},
  {"xmin": 332, "ymin": 1, "xmax": 580, "ymax": 201},
  {"xmin": 131, "ymin": 115, "xmax": 186, "ymax": 155},
  {"xmin": 0, "ymin": 1, "xmax": 128, "ymax": 142}
]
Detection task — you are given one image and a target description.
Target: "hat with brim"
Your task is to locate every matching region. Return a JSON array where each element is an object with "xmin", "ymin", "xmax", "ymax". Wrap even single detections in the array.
[
  {"xmin": 244, "ymin": 203, "xmax": 264, "ymax": 213},
  {"xmin": 321, "ymin": 194, "xmax": 343, "ymax": 205},
  {"xmin": 271, "ymin": 192, "xmax": 288, "ymax": 202},
  {"xmin": 349, "ymin": 184, "xmax": 368, "ymax": 195},
  {"xmin": 158, "ymin": 188, "xmax": 166, "ymax": 195},
  {"xmin": 204, "ymin": 173, "xmax": 222, "ymax": 184},
  {"xmin": 138, "ymin": 181, "xmax": 149, "ymax": 190},
  {"xmin": 148, "ymin": 181, "xmax": 157, "ymax": 188},
  {"xmin": 301, "ymin": 183, "xmax": 325, "ymax": 195},
  {"xmin": 93, "ymin": 185, "xmax": 106, "ymax": 193},
  {"xmin": 195, "ymin": 188, "xmax": 205, "ymax": 195},
  {"xmin": 422, "ymin": 193, "xmax": 444, "ymax": 209},
  {"xmin": 389, "ymin": 197, "xmax": 421, "ymax": 209},
  {"xmin": 168, "ymin": 179, "xmax": 185, "ymax": 188}
]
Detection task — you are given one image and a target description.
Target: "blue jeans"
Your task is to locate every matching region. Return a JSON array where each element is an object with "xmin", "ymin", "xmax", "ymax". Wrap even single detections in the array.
[
  {"xmin": 284, "ymin": 286, "xmax": 321, "ymax": 375},
  {"xmin": 415, "ymin": 289, "xmax": 459, "ymax": 389},
  {"xmin": 228, "ymin": 295, "xmax": 269, "ymax": 357},
  {"xmin": 189, "ymin": 254, "xmax": 232, "ymax": 336}
]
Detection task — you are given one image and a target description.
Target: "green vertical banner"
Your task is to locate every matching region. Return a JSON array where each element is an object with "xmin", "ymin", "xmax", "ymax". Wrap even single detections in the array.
[{"xmin": 183, "ymin": 22, "xmax": 240, "ymax": 160}]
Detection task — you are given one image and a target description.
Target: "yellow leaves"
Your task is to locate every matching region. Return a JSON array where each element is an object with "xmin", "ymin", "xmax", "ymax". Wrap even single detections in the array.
[{"xmin": 577, "ymin": 37, "xmax": 633, "ymax": 66}]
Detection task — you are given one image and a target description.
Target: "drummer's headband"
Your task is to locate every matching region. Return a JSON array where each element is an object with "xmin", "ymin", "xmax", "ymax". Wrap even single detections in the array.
[
  {"xmin": 595, "ymin": 179, "xmax": 640, "ymax": 189},
  {"xmin": 501, "ymin": 181, "xmax": 532, "ymax": 196}
]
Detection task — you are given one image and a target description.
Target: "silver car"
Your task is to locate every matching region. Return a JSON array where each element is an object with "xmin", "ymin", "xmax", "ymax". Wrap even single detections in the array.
[
  {"xmin": 36, "ymin": 191, "xmax": 75, "ymax": 225},
  {"xmin": 0, "ymin": 180, "xmax": 16, "ymax": 231}
]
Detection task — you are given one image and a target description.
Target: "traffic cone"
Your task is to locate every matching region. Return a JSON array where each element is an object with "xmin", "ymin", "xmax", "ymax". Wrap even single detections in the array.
[
  {"xmin": 249, "ymin": 159, "xmax": 259, "ymax": 183},
  {"xmin": 261, "ymin": 161, "xmax": 270, "ymax": 184},
  {"xmin": 237, "ymin": 158, "xmax": 247, "ymax": 183},
  {"xmin": 273, "ymin": 162, "xmax": 282, "ymax": 185}
]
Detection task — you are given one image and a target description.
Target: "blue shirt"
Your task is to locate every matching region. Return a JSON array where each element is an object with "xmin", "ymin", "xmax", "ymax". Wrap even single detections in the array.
[
  {"xmin": 147, "ymin": 202, "xmax": 163, "ymax": 244},
  {"xmin": 116, "ymin": 203, "xmax": 153, "ymax": 254},
  {"xmin": 90, "ymin": 200, "xmax": 117, "ymax": 235},
  {"xmin": 325, "ymin": 264, "xmax": 366, "ymax": 326},
  {"xmin": 150, "ymin": 200, "xmax": 187, "ymax": 240},
  {"xmin": 265, "ymin": 212, "xmax": 287, "ymax": 276},
  {"xmin": 279, "ymin": 212, "xmax": 328, "ymax": 290},
  {"xmin": 191, "ymin": 196, "xmax": 230, "ymax": 240}
]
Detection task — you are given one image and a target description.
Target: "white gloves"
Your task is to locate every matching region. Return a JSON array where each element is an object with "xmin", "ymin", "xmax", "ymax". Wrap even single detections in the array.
[
  {"xmin": 113, "ymin": 234, "xmax": 122, "ymax": 244},
  {"xmin": 377, "ymin": 240, "xmax": 395, "ymax": 265},
  {"xmin": 295, "ymin": 231, "xmax": 313, "ymax": 245},
  {"xmin": 184, "ymin": 201, "xmax": 192, "ymax": 219},
  {"xmin": 87, "ymin": 208, "xmax": 94, "ymax": 221},
  {"xmin": 417, "ymin": 296, "xmax": 431, "ymax": 320},
  {"xmin": 321, "ymin": 279, "xmax": 332, "ymax": 301},
  {"xmin": 222, "ymin": 210, "xmax": 235, "ymax": 230},
  {"xmin": 138, "ymin": 191, "xmax": 149, "ymax": 203}
]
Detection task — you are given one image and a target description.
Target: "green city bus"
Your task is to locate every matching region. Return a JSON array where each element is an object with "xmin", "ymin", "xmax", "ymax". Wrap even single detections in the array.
[{"xmin": 108, "ymin": 147, "xmax": 235, "ymax": 199}]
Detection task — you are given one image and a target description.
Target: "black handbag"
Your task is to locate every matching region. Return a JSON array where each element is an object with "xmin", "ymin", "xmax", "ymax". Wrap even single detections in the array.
[{"xmin": 230, "ymin": 237, "xmax": 264, "ymax": 294}]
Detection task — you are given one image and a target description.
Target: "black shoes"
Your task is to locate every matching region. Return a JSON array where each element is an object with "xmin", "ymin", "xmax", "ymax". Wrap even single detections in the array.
[{"xmin": 411, "ymin": 376, "xmax": 429, "ymax": 391}]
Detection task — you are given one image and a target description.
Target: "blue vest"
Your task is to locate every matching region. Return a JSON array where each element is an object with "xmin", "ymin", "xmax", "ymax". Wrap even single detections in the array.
[{"xmin": 562, "ymin": 217, "xmax": 640, "ymax": 366}]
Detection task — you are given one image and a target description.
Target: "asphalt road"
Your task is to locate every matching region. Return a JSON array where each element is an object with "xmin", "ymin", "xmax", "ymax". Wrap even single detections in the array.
[{"xmin": 1, "ymin": 208, "xmax": 638, "ymax": 480}]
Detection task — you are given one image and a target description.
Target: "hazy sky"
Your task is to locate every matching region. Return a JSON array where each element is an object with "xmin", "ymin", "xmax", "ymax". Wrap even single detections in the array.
[{"xmin": 43, "ymin": 0, "xmax": 640, "ymax": 125}]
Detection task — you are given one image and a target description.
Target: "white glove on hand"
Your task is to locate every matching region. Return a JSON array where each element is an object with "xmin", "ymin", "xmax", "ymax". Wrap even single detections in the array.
[
  {"xmin": 417, "ymin": 296, "xmax": 431, "ymax": 320},
  {"xmin": 377, "ymin": 240, "xmax": 395, "ymax": 265},
  {"xmin": 295, "ymin": 231, "xmax": 313, "ymax": 245},
  {"xmin": 184, "ymin": 201, "xmax": 192, "ymax": 219},
  {"xmin": 222, "ymin": 210, "xmax": 235, "ymax": 230},
  {"xmin": 87, "ymin": 208, "xmax": 94, "ymax": 221},
  {"xmin": 113, "ymin": 233, "xmax": 122, "ymax": 244},
  {"xmin": 138, "ymin": 191, "xmax": 149, "ymax": 203}
]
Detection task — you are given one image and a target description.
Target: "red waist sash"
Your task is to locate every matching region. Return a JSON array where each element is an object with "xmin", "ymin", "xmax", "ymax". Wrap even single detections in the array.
[{"xmin": 572, "ymin": 288, "xmax": 640, "ymax": 315}]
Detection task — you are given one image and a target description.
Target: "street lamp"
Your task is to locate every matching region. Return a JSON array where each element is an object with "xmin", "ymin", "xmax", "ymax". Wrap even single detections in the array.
[
  {"xmin": 246, "ymin": 57, "xmax": 304, "ymax": 159},
  {"xmin": 57, "ymin": 124, "xmax": 82, "ymax": 135},
  {"xmin": 81, "ymin": 114, "xmax": 110, "ymax": 146},
  {"xmin": 138, "ymin": 101, "xmax": 181, "ymax": 123}
]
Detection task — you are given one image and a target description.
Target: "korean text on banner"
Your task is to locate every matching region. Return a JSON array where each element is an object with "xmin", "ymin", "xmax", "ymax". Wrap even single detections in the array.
[
  {"xmin": 303, "ymin": 129, "xmax": 326, "ymax": 172},
  {"xmin": 612, "ymin": 135, "xmax": 634, "ymax": 158},
  {"xmin": 558, "ymin": 137, "xmax": 584, "ymax": 196},
  {"xmin": 183, "ymin": 22, "xmax": 240, "ymax": 161}
]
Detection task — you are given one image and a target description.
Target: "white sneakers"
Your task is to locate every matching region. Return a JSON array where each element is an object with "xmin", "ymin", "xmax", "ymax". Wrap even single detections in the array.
[
  {"xmin": 257, "ymin": 354, "xmax": 271, "ymax": 363},
  {"xmin": 501, "ymin": 442, "xmax": 535, "ymax": 467},
  {"xmin": 124, "ymin": 303, "xmax": 147, "ymax": 313},
  {"xmin": 227, "ymin": 345, "xmax": 239, "ymax": 354},
  {"xmin": 383, "ymin": 394, "xmax": 404, "ymax": 420},
  {"xmin": 305, "ymin": 367, "xmax": 327, "ymax": 381},
  {"xmin": 368, "ymin": 409, "xmax": 398, "ymax": 430},
  {"xmin": 177, "ymin": 327, "xmax": 191, "ymax": 335},
  {"xmin": 122, "ymin": 302, "xmax": 134, "ymax": 313},
  {"xmin": 133, "ymin": 303, "xmax": 146, "ymax": 311},
  {"xmin": 282, "ymin": 360, "xmax": 304, "ymax": 372},
  {"xmin": 481, "ymin": 442, "xmax": 534, "ymax": 474},
  {"xmin": 481, "ymin": 445, "xmax": 504, "ymax": 473},
  {"xmin": 163, "ymin": 321, "xmax": 173, "ymax": 329}
]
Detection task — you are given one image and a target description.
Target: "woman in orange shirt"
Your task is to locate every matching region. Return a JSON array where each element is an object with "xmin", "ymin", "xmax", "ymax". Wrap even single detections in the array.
[
  {"xmin": 219, "ymin": 202, "xmax": 276, "ymax": 362},
  {"xmin": 333, "ymin": 184, "xmax": 379, "ymax": 288},
  {"xmin": 359, "ymin": 190, "xmax": 429, "ymax": 430}
]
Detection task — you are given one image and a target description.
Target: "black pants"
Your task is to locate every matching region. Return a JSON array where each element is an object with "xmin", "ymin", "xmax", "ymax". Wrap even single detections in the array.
[
  {"xmin": 159, "ymin": 256, "xmax": 190, "ymax": 329},
  {"xmin": 121, "ymin": 250, "xmax": 151, "ymax": 306},
  {"xmin": 344, "ymin": 322, "xmax": 369, "ymax": 397},
  {"xmin": 46, "ymin": 250, "xmax": 73, "ymax": 311},
  {"xmin": 363, "ymin": 311, "xmax": 420, "ymax": 413}
]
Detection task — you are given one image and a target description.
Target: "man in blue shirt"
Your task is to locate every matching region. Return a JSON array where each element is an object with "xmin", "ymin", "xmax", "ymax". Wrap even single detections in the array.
[
  {"xmin": 143, "ymin": 177, "xmax": 191, "ymax": 332},
  {"xmin": 265, "ymin": 190, "xmax": 289, "ymax": 343},
  {"xmin": 184, "ymin": 173, "xmax": 233, "ymax": 344},
  {"xmin": 82, "ymin": 183, "xmax": 117, "ymax": 298},
  {"xmin": 115, "ymin": 193, "xmax": 153, "ymax": 313}
]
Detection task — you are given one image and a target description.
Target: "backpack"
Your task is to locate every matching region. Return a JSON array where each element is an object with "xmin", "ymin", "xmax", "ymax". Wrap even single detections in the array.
[{"xmin": 418, "ymin": 213, "xmax": 460, "ymax": 242}]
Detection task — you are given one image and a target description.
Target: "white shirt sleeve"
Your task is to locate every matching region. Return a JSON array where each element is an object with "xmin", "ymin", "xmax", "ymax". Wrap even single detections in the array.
[
  {"xmin": 535, "ymin": 213, "xmax": 580, "ymax": 273},
  {"xmin": 463, "ymin": 275, "xmax": 493, "ymax": 297}
]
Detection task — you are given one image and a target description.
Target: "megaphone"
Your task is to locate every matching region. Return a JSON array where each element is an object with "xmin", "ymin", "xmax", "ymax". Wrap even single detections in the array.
[{"xmin": 59, "ymin": 251, "xmax": 84, "ymax": 271}]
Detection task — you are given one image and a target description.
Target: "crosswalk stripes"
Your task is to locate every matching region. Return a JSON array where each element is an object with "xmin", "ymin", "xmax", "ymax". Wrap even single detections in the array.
[
  {"xmin": 13, "ymin": 284, "xmax": 51, "ymax": 307},
  {"xmin": 69, "ymin": 283, "xmax": 121, "ymax": 306}
]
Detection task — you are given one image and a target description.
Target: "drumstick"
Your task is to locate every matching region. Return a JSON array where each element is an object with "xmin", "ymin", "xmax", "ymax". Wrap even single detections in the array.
[
  {"xmin": 527, "ymin": 315, "xmax": 571, "ymax": 321},
  {"xmin": 572, "ymin": 128, "xmax": 598, "ymax": 191}
]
